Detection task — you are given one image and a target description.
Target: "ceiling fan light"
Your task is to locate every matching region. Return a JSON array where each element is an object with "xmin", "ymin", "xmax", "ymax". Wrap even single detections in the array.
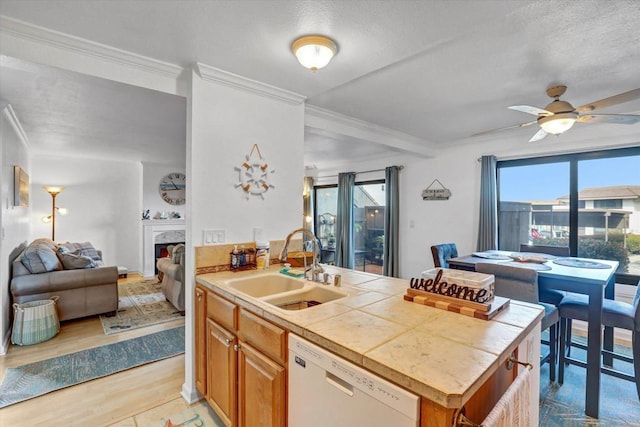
[
  {"xmin": 291, "ymin": 35, "xmax": 338, "ymax": 72},
  {"xmin": 538, "ymin": 113, "xmax": 577, "ymax": 135}
]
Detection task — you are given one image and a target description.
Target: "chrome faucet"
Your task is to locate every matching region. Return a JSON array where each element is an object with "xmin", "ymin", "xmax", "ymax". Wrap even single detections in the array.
[{"xmin": 279, "ymin": 228, "xmax": 325, "ymax": 283}]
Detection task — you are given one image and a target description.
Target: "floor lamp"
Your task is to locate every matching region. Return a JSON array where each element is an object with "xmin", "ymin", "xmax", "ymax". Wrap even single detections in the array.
[{"xmin": 43, "ymin": 186, "xmax": 64, "ymax": 241}]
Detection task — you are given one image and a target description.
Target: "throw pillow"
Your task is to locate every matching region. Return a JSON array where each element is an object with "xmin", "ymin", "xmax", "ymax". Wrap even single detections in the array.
[
  {"xmin": 21, "ymin": 242, "xmax": 63, "ymax": 274},
  {"xmin": 57, "ymin": 248, "xmax": 96, "ymax": 269},
  {"xmin": 59, "ymin": 241, "xmax": 101, "ymax": 260}
]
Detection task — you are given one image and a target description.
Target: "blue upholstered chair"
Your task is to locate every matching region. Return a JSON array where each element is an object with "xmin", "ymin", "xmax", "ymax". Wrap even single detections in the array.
[
  {"xmin": 430, "ymin": 243, "xmax": 458, "ymax": 268},
  {"xmin": 558, "ymin": 281, "xmax": 640, "ymax": 399},
  {"xmin": 476, "ymin": 262, "xmax": 560, "ymax": 382}
]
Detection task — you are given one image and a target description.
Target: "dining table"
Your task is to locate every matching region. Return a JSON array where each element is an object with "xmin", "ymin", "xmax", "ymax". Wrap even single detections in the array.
[{"xmin": 447, "ymin": 250, "xmax": 619, "ymax": 419}]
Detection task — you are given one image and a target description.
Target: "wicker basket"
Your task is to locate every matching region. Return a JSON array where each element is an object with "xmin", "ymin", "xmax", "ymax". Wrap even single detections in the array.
[
  {"xmin": 12, "ymin": 296, "xmax": 60, "ymax": 346},
  {"xmin": 286, "ymin": 251, "xmax": 314, "ymax": 267}
]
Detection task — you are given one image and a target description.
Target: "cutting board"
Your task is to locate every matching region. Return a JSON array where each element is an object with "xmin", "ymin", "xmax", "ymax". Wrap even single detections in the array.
[{"xmin": 404, "ymin": 290, "xmax": 510, "ymax": 320}]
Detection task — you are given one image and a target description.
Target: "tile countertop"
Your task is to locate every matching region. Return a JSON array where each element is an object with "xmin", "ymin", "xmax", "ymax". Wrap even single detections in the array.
[{"xmin": 195, "ymin": 265, "xmax": 544, "ymax": 409}]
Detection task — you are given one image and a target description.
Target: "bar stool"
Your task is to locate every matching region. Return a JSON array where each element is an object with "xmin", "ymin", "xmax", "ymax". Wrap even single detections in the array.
[
  {"xmin": 430, "ymin": 243, "xmax": 458, "ymax": 268},
  {"xmin": 519, "ymin": 243, "xmax": 570, "ymax": 306},
  {"xmin": 558, "ymin": 281, "xmax": 640, "ymax": 400},
  {"xmin": 476, "ymin": 263, "xmax": 560, "ymax": 381}
]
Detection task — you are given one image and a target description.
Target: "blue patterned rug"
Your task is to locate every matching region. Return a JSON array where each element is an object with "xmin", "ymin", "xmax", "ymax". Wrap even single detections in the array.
[
  {"xmin": 0, "ymin": 326, "xmax": 184, "ymax": 408},
  {"xmin": 539, "ymin": 336, "xmax": 640, "ymax": 426}
]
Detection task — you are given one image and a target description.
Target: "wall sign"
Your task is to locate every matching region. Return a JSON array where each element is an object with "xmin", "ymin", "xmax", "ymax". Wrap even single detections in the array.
[
  {"xmin": 422, "ymin": 179, "xmax": 451, "ymax": 200},
  {"xmin": 235, "ymin": 144, "xmax": 275, "ymax": 200}
]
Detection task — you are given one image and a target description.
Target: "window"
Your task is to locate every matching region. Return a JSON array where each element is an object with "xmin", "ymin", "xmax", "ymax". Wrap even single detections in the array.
[
  {"xmin": 497, "ymin": 147, "xmax": 640, "ymax": 283},
  {"xmin": 594, "ymin": 199, "xmax": 623, "ymax": 209}
]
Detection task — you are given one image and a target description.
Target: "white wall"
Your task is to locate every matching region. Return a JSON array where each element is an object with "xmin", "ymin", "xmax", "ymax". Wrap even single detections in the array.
[
  {"xmin": 0, "ymin": 104, "xmax": 31, "ymax": 354},
  {"xmin": 142, "ymin": 162, "xmax": 186, "ymax": 219},
  {"xmin": 30, "ymin": 155, "xmax": 142, "ymax": 272},
  {"xmin": 182, "ymin": 67, "xmax": 305, "ymax": 401}
]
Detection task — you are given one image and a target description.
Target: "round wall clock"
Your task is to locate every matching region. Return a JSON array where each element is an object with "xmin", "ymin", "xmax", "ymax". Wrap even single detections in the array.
[{"xmin": 159, "ymin": 172, "xmax": 186, "ymax": 205}]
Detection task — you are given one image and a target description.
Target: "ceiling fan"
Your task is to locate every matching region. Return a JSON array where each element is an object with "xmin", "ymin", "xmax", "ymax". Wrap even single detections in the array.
[{"xmin": 474, "ymin": 85, "xmax": 640, "ymax": 142}]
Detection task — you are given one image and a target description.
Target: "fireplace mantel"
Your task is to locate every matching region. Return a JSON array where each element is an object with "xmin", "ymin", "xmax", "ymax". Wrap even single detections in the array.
[{"xmin": 142, "ymin": 219, "xmax": 185, "ymax": 277}]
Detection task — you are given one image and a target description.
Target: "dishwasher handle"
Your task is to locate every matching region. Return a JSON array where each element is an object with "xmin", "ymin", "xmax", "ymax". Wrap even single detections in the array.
[{"xmin": 325, "ymin": 371, "xmax": 354, "ymax": 397}]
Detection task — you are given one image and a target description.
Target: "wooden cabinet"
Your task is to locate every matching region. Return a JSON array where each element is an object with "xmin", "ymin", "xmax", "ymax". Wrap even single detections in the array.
[
  {"xmin": 238, "ymin": 341, "xmax": 286, "ymax": 427},
  {"xmin": 195, "ymin": 286, "xmax": 207, "ymax": 395},
  {"xmin": 207, "ymin": 319, "xmax": 237, "ymax": 427},
  {"xmin": 195, "ymin": 285, "xmax": 287, "ymax": 427}
]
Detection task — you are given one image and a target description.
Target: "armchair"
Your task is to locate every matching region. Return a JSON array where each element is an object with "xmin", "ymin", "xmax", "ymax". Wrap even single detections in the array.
[{"xmin": 156, "ymin": 244, "xmax": 185, "ymax": 314}]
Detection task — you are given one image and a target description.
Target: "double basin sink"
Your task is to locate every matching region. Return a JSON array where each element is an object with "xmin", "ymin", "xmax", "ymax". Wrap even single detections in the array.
[{"xmin": 223, "ymin": 273, "xmax": 348, "ymax": 311}]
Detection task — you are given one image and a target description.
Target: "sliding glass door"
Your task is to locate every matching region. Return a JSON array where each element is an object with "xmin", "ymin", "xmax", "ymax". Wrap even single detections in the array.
[
  {"xmin": 497, "ymin": 146, "xmax": 640, "ymax": 282},
  {"xmin": 313, "ymin": 180, "xmax": 385, "ymax": 274}
]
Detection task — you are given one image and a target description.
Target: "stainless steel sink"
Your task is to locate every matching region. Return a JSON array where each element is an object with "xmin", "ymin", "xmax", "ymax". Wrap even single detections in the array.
[
  {"xmin": 262, "ymin": 286, "xmax": 348, "ymax": 310},
  {"xmin": 225, "ymin": 273, "xmax": 305, "ymax": 297}
]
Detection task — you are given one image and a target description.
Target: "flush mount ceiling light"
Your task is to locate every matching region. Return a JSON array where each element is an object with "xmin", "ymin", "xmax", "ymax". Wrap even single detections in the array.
[{"xmin": 291, "ymin": 35, "xmax": 338, "ymax": 72}]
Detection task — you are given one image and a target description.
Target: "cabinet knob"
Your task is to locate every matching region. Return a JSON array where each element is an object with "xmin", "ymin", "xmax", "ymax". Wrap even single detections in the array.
[
  {"xmin": 234, "ymin": 343, "xmax": 240, "ymax": 352},
  {"xmin": 224, "ymin": 338, "xmax": 232, "ymax": 347}
]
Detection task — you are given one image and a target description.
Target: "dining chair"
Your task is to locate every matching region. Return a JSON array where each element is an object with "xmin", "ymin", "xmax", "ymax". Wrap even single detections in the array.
[
  {"xmin": 430, "ymin": 243, "xmax": 458, "ymax": 268},
  {"xmin": 519, "ymin": 243, "xmax": 570, "ymax": 307},
  {"xmin": 476, "ymin": 262, "xmax": 559, "ymax": 382},
  {"xmin": 558, "ymin": 281, "xmax": 640, "ymax": 400}
]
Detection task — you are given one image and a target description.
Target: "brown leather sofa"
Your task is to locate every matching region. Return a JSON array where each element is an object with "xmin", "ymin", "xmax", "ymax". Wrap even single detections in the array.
[{"xmin": 11, "ymin": 238, "xmax": 119, "ymax": 321}]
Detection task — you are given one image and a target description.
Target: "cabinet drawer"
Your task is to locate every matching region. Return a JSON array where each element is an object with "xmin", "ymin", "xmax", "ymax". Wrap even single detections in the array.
[
  {"xmin": 207, "ymin": 291, "xmax": 238, "ymax": 333},
  {"xmin": 238, "ymin": 308, "xmax": 287, "ymax": 365}
]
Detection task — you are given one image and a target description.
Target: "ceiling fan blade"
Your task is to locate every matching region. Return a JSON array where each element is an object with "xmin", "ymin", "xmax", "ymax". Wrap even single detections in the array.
[
  {"xmin": 577, "ymin": 114, "xmax": 640, "ymax": 124},
  {"xmin": 575, "ymin": 88, "xmax": 640, "ymax": 113},
  {"xmin": 508, "ymin": 105, "xmax": 552, "ymax": 116},
  {"xmin": 472, "ymin": 120, "xmax": 537, "ymax": 137},
  {"xmin": 528, "ymin": 128, "xmax": 548, "ymax": 142}
]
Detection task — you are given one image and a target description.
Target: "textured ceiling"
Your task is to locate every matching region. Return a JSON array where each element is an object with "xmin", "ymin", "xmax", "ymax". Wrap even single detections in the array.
[{"xmin": 0, "ymin": 0, "xmax": 639, "ymax": 166}]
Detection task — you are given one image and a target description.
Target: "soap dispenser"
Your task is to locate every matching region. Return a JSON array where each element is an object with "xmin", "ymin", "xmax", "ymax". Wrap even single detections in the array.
[{"xmin": 231, "ymin": 245, "xmax": 239, "ymax": 268}]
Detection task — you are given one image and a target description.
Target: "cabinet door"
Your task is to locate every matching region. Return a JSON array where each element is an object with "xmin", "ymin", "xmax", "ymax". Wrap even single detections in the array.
[
  {"xmin": 207, "ymin": 319, "xmax": 237, "ymax": 427},
  {"xmin": 195, "ymin": 286, "xmax": 207, "ymax": 395},
  {"xmin": 237, "ymin": 341, "xmax": 286, "ymax": 427}
]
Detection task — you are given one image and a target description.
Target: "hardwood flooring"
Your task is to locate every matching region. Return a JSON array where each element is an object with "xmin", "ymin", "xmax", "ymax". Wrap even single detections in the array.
[{"xmin": 0, "ymin": 274, "xmax": 193, "ymax": 427}]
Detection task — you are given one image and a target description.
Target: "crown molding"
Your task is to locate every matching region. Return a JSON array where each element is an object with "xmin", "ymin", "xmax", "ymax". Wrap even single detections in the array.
[
  {"xmin": 1, "ymin": 103, "xmax": 31, "ymax": 149},
  {"xmin": 195, "ymin": 62, "xmax": 306, "ymax": 105},
  {"xmin": 305, "ymin": 105, "xmax": 436, "ymax": 158},
  {"xmin": 0, "ymin": 15, "xmax": 183, "ymax": 79}
]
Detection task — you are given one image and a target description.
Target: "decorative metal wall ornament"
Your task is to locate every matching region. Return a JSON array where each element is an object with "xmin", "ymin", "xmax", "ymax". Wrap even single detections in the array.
[
  {"xmin": 235, "ymin": 144, "xmax": 275, "ymax": 199},
  {"xmin": 422, "ymin": 179, "xmax": 451, "ymax": 200}
]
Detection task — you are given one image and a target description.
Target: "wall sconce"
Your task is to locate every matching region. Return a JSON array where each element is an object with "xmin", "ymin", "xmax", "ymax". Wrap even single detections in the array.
[{"xmin": 43, "ymin": 186, "xmax": 65, "ymax": 241}]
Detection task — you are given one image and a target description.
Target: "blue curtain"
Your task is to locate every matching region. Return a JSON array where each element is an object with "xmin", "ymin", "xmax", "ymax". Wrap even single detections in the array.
[
  {"xmin": 335, "ymin": 172, "xmax": 355, "ymax": 268},
  {"xmin": 383, "ymin": 166, "xmax": 400, "ymax": 277},
  {"xmin": 477, "ymin": 155, "xmax": 498, "ymax": 251}
]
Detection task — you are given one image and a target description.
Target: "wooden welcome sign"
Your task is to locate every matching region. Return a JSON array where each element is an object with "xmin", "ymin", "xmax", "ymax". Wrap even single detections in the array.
[
  {"xmin": 404, "ymin": 270, "xmax": 510, "ymax": 320},
  {"xmin": 410, "ymin": 269, "xmax": 492, "ymax": 304}
]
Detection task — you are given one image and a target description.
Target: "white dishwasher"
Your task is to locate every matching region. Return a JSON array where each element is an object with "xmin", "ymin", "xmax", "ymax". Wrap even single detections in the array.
[{"xmin": 288, "ymin": 334, "xmax": 419, "ymax": 427}]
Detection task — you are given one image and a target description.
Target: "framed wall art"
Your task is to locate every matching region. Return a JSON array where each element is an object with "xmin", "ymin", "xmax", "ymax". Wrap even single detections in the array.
[{"xmin": 14, "ymin": 165, "xmax": 29, "ymax": 207}]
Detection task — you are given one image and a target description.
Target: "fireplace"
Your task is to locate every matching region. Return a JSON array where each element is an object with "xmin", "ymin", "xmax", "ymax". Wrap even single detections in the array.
[{"xmin": 142, "ymin": 219, "xmax": 185, "ymax": 277}]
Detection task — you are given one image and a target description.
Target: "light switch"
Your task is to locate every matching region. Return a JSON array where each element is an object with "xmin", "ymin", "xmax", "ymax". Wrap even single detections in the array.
[{"xmin": 203, "ymin": 229, "xmax": 226, "ymax": 245}]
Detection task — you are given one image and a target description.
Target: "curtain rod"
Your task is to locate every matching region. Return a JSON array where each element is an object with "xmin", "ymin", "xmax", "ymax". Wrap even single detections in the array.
[{"xmin": 316, "ymin": 165, "xmax": 404, "ymax": 179}]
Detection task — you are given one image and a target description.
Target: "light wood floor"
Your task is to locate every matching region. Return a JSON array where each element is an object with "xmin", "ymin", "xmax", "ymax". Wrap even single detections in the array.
[{"xmin": 0, "ymin": 274, "xmax": 197, "ymax": 427}]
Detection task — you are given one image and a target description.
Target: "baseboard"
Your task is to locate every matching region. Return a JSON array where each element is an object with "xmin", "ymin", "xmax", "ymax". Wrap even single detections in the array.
[{"xmin": 181, "ymin": 382, "xmax": 202, "ymax": 405}]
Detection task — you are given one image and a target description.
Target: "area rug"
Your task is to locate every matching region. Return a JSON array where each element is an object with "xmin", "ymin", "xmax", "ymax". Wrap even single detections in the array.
[
  {"xmin": 0, "ymin": 326, "xmax": 184, "ymax": 408},
  {"xmin": 143, "ymin": 401, "xmax": 225, "ymax": 427},
  {"xmin": 100, "ymin": 278, "xmax": 184, "ymax": 334},
  {"xmin": 539, "ymin": 336, "xmax": 640, "ymax": 426}
]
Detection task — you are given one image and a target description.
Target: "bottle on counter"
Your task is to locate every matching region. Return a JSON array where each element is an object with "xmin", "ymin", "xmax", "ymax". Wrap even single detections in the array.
[
  {"xmin": 231, "ymin": 245, "xmax": 239, "ymax": 268},
  {"xmin": 239, "ymin": 245, "xmax": 247, "ymax": 266},
  {"xmin": 256, "ymin": 241, "xmax": 270, "ymax": 269}
]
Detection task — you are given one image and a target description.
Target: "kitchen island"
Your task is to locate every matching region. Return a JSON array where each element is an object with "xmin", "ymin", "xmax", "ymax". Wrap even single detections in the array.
[{"xmin": 195, "ymin": 264, "xmax": 543, "ymax": 426}]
